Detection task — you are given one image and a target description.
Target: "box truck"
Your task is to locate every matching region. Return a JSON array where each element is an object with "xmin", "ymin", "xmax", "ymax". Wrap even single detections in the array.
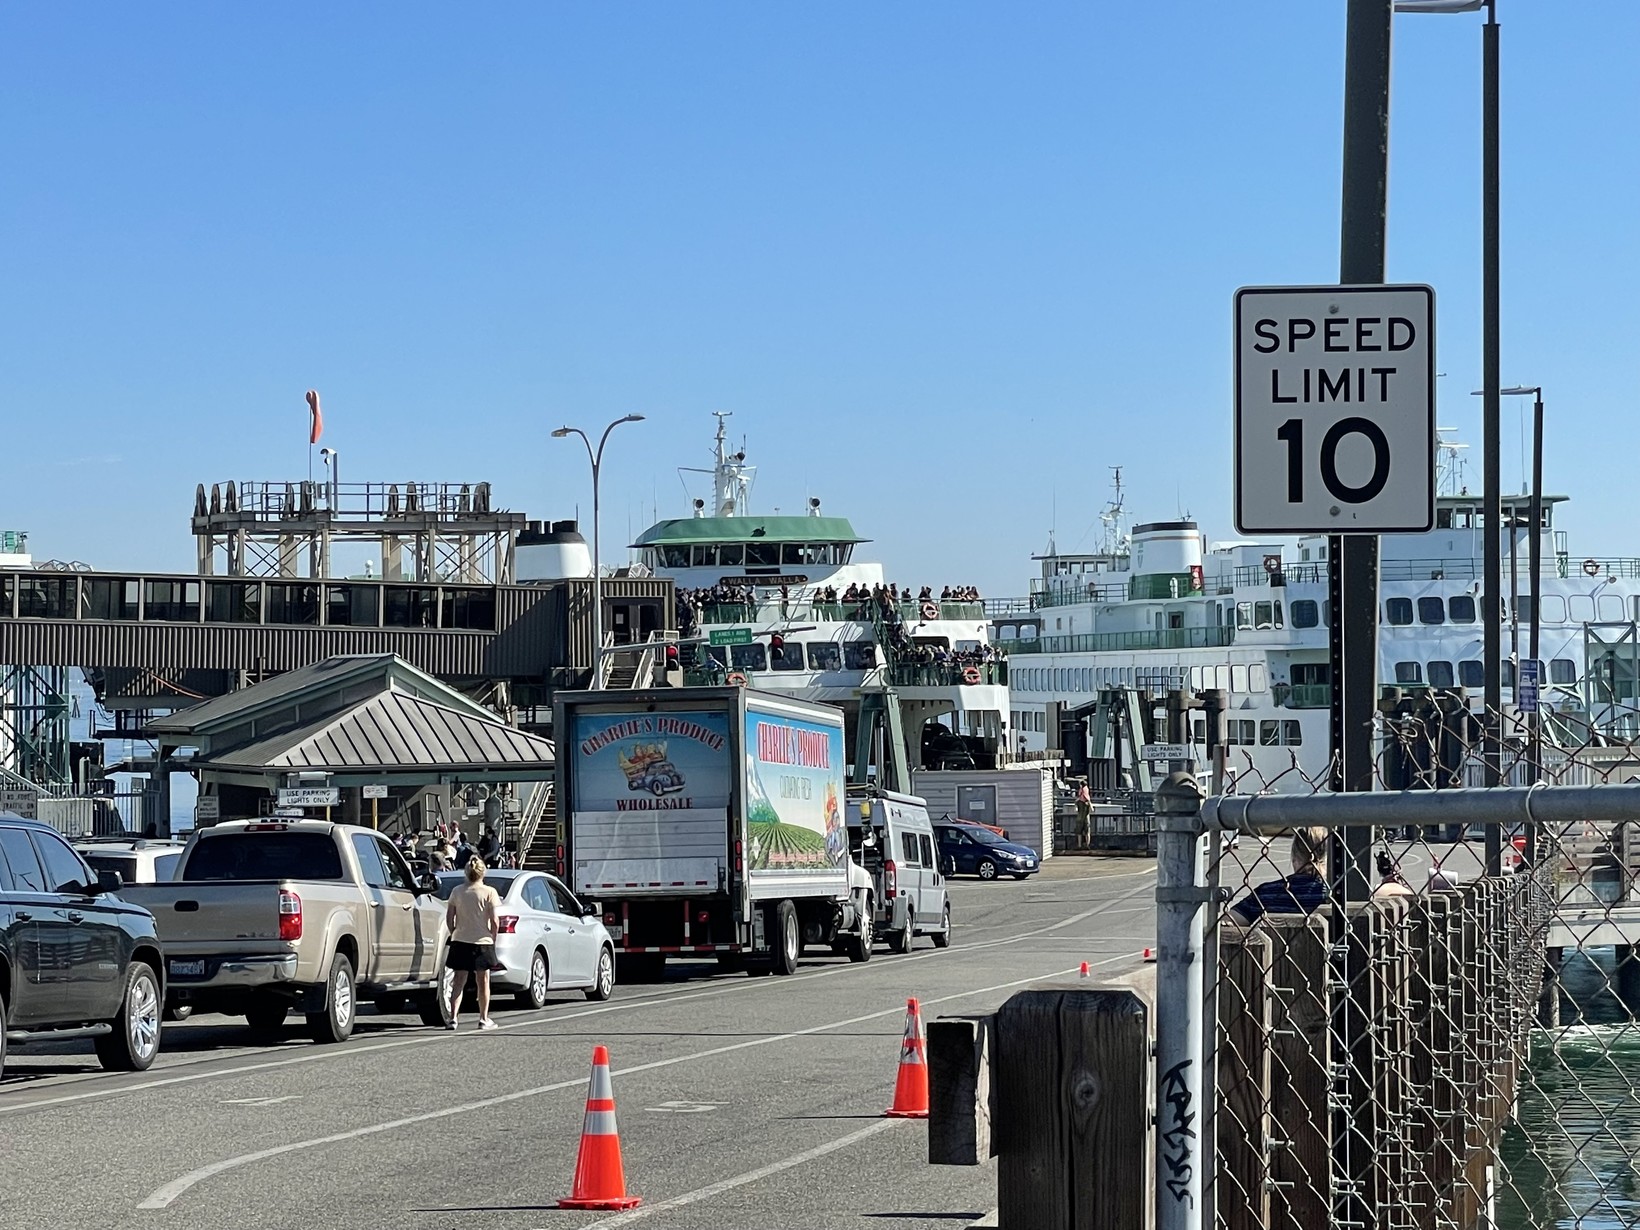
[{"xmin": 554, "ymin": 686, "xmax": 873, "ymax": 975}]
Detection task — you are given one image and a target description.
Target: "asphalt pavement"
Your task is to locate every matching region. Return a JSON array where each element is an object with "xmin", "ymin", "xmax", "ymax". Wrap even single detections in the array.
[{"xmin": 0, "ymin": 856, "xmax": 1159, "ymax": 1230}]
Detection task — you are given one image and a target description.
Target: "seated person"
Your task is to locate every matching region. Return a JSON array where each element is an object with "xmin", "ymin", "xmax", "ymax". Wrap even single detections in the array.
[
  {"xmin": 1228, "ymin": 826, "xmax": 1329, "ymax": 923},
  {"xmin": 1373, "ymin": 847, "xmax": 1414, "ymax": 898}
]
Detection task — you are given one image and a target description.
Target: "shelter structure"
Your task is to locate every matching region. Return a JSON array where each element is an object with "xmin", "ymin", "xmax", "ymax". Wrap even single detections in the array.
[{"xmin": 146, "ymin": 653, "xmax": 555, "ymax": 837}]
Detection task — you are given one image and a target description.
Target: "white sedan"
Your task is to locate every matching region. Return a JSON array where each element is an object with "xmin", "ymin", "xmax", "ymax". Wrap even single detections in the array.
[{"xmin": 435, "ymin": 870, "xmax": 616, "ymax": 1007}]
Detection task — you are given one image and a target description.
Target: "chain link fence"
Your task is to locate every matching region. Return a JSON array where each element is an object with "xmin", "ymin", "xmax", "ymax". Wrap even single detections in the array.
[{"xmin": 1158, "ymin": 700, "xmax": 1640, "ymax": 1230}]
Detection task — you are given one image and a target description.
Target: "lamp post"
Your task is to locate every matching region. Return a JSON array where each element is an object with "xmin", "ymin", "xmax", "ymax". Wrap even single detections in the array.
[
  {"xmin": 552, "ymin": 415, "xmax": 646, "ymax": 688},
  {"xmin": 1502, "ymin": 385, "xmax": 1544, "ymax": 792}
]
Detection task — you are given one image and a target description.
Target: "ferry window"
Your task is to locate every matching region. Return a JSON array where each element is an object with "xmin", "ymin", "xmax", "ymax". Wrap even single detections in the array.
[
  {"xmin": 705, "ymin": 645, "xmax": 728, "ymax": 669},
  {"xmin": 1385, "ymin": 598, "xmax": 1414, "ymax": 626},
  {"xmin": 1600, "ymin": 595, "xmax": 1626, "ymax": 622},
  {"xmin": 730, "ymin": 643, "xmax": 767, "ymax": 672},
  {"xmin": 1273, "ymin": 602, "xmax": 1284, "ymax": 628},
  {"xmin": 326, "ymin": 585, "xmax": 379, "ymax": 627},
  {"xmin": 836, "ymin": 545, "xmax": 853, "ymax": 564},
  {"xmin": 1282, "ymin": 721, "xmax": 1302, "ymax": 745},
  {"xmin": 771, "ymin": 642, "xmax": 804, "ymax": 671},
  {"xmin": 660, "ymin": 546, "xmax": 690, "ymax": 568},
  {"xmin": 689, "ymin": 545, "xmax": 715, "ymax": 567},
  {"xmin": 782, "ymin": 544, "xmax": 805, "ymax": 566},
  {"xmin": 88, "ymin": 577, "xmax": 141, "ymax": 621},
  {"xmin": 1459, "ymin": 660, "xmax": 1484, "ymax": 688},
  {"xmin": 1254, "ymin": 601, "xmax": 1273, "ymax": 629},
  {"xmin": 382, "ymin": 586, "xmax": 436, "ymax": 628},
  {"xmin": 1448, "ymin": 594, "xmax": 1477, "ymax": 624},
  {"xmin": 807, "ymin": 643, "xmax": 842, "ymax": 671},
  {"xmin": 1259, "ymin": 721, "xmax": 1279, "ymax": 746},
  {"xmin": 717, "ymin": 543, "xmax": 744, "ymax": 567},
  {"xmin": 1428, "ymin": 661, "xmax": 1455, "ymax": 688},
  {"xmin": 1235, "ymin": 602, "xmax": 1253, "ymax": 630},
  {"xmin": 1394, "ymin": 661, "xmax": 1423, "ymax": 684},
  {"xmin": 744, "ymin": 542, "xmax": 778, "ymax": 567},
  {"xmin": 16, "ymin": 577, "xmax": 76, "ymax": 619},
  {"xmin": 1418, "ymin": 597, "xmax": 1445, "ymax": 625},
  {"xmin": 1239, "ymin": 720, "xmax": 1256, "ymax": 745},
  {"xmin": 1569, "ymin": 595, "xmax": 1596, "ymax": 623},
  {"xmin": 1502, "ymin": 661, "xmax": 1516, "ymax": 689},
  {"xmin": 1193, "ymin": 718, "xmax": 1206, "ymax": 743},
  {"xmin": 1249, "ymin": 663, "xmax": 1267, "ymax": 693},
  {"xmin": 206, "ymin": 581, "xmax": 260, "ymax": 624},
  {"xmin": 843, "ymin": 641, "xmax": 877, "ymax": 670},
  {"xmin": 1230, "ymin": 665, "xmax": 1248, "ymax": 693},
  {"xmin": 267, "ymin": 583, "xmax": 322, "ymax": 625},
  {"xmin": 1540, "ymin": 595, "xmax": 1566, "ymax": 622},
  {"xmin": 1551, "ymin": 659, "xmax": 1577, "ymax": 685},
  {"xmin": 1290, "ymin": 600, "xmax": 1319, "ymax": 628},
  {"xmin": 440, "ymin": 588, "xmax": 495, "ymax": 631}
]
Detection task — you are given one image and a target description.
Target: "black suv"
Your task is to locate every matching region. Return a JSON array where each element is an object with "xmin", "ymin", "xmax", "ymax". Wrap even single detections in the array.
[{"xmin": 0, "ymin": 813, "xmax": 166, "ymax": 1077}]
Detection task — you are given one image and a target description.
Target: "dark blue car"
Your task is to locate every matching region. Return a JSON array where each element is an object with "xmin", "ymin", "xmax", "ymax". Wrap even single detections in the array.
[{"xmin": 933, "ymin": 823, "xmax": 1039, "ymax": 881}]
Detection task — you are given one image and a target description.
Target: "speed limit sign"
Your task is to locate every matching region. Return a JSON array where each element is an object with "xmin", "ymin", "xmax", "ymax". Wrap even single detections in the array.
[{"xmin": 1234, "ymin": 284, "xmax": 1435, "ymax": 534}]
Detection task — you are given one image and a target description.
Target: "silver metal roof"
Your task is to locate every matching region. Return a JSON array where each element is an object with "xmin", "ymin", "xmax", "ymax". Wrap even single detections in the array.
[{"xmin": 192, "ymin": 690, "xmax": 555, "ymax": 774}]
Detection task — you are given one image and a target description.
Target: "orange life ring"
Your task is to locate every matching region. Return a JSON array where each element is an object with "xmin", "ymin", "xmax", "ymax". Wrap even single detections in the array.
[
  {"xmin": 961, "ymin": 666, "xmax": 982, "ymax": 685},
  {"xmin": 725, "ymin": 671, "xmax": 748, "ymax": 686},
  {"xmin": 1583, "ymin": 558, "xmax": 1601, "ymax": 577},
  {"xmin": 921, "ymin": 601, "xmax": 939, "ymax": 620}
]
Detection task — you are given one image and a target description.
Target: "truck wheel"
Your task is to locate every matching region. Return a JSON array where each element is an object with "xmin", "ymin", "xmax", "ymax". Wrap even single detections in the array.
[
  {"xmin": 885, "ymin": 904, "xmax": 912, "ymax": 954},
  {"xmin": 306, "ymin": 952, "xmax": 356, "ymax": 1044},
  {"xmin": 773, "ymin": 901, "xmax": 800, "ymax": 976},
  {"xmin": 931, "ymin": 902, "xmax": 952, "ymax": 949},
  {"xmin": 416, "ymin": 990, "xmax": 451, "ymax": 1028},
  {"xmin": 246, "ymin": 996, "xmax": 288, "ymax": 1034},
  {"xmin": 847, "ymin": 896, "xmax": 874, "ymax": 963},
  {"xmin": 516, "ymin": 949, "xmax": 550, "ymax": 1009},
  {"xmin": 95, "ymin": 963, "xmax": 162, "ymax": 1072}
]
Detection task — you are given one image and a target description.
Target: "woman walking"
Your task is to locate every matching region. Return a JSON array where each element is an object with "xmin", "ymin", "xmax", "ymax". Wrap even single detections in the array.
[{"xmin": 444, "ymin": 856, "xmax": 501, "ymax": 1031}]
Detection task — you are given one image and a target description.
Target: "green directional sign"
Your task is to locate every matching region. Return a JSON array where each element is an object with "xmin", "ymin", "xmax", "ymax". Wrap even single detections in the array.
[{"xmin": 709, "ymin": 628, "xmax": 754, "ymax": 646}]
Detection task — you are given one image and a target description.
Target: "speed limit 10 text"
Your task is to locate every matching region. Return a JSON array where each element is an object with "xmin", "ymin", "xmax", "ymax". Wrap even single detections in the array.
[{"xmin": 1252, "ymin": 314, "xmax": 1419, "ymax": 404}]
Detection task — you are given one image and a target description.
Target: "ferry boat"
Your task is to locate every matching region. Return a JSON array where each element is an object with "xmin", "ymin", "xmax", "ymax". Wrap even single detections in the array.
[
  {"xmin": 994, "ymin": 452, "xmax": 1640, "ymax": 792},
  {"xmin": 628, "ymin": 415, "xmax": 1010, "ymax": 782}
]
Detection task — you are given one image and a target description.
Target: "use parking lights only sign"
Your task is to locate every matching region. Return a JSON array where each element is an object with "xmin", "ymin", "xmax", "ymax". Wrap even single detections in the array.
[{"xmin": 1234, "ymin": 284, "xmax": 1435, "ymax": 534}]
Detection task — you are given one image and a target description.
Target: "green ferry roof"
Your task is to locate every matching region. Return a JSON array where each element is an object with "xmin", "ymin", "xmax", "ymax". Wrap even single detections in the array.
[{"xmin": 633, "ymin": 516, "xmax": 867, "ymax": 548}]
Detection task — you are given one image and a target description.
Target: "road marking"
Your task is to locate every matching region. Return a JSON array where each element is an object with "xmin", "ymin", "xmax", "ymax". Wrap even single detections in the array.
[
  {"xmin": 643, "ymin": 1100, "xmax": 721, "ymax": 1113},
  {"xmin": 6, "ymin": 865, "xmax": 1160, "ymax": 1118},
  {"xmin": 135, "ymin": 953, "xmax": 1132, "ymax": 1210},
  {"xmin": 571, "ymin": 1119, "xmax": 905, "ymax": 1228},
  {"xmin": 220, "ymin": 1096, "xmax": 300, "ymax": 1106}
]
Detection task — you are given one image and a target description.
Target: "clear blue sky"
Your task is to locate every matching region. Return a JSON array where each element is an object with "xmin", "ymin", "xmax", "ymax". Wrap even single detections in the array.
[{"xmin": 2, "ymin": 3, "xmax": 1634, "ymax": 597}]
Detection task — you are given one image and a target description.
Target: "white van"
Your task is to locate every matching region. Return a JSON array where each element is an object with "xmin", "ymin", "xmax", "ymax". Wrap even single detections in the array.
[{"xmin": 846, "ymin": 790, "xmax": 952, "ymax": 953}]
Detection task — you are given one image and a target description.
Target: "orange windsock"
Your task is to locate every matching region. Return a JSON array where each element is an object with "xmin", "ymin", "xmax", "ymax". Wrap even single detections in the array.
[
  {"xmin": 885, "ymin": 998, "xmax": 930, "ymax": 1119},
  {"xmin": 559, "ymin": 1045, "xmax": 642, "ymax": 1210},
  {"xmin": 306, "ymin": 389, "xmax": 323, "ymax": 444}
]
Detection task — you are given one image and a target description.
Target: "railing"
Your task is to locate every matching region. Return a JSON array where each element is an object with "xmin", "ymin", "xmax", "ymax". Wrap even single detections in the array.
[
  {"xmin": 199, "ymin": 479, "xmax": 501, "ymax": 522},
  {"xmin": 514, "ymin": 781, "xmax": 554, "ymax": 860},
  {"xmin": 884, "ymin": 660, "xmax": 1008, "ymax": 688},
  {"xmin": 1001, "ymin": 626, "xmax": 1235, "ymax": 655},
  {"xmin": 1284, "ymin": 683, "xmax": 1332, "ymax": 709},
  {"xmin": 689, "ymin": 599, "xmax": 984, "ymax": 626},
  {"xmin": 1230, "ymin": 555, "xmax": 1638, "ymax": 589},
  {"xmin": 1027, "ymin": 581, "xmax": 1132, "ymax": 609}
]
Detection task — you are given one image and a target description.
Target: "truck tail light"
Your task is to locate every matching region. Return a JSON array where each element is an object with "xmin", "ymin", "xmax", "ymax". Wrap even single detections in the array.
[
  {"xmin": 497, "ymin": 915, "xmax": 519, "ymax": 934},
  {"xmin": 278, "ymin": 890, "xmax": 303, "ymax": 941},
  {"xmin": 555, "ymin": 844, "xmax": 565, "ymax": 875},
  {"xmin": 884, "ymin": 860, "xmax": 897, "ymax": 899},
  {"xmin": 734, "ymin": 839, "xmax": 743, "ymax": 874}
]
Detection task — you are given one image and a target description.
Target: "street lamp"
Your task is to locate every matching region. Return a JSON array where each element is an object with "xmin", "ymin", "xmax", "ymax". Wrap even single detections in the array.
[
  {"xmin": 552, "ymin": 415, "xmax": 646, "ymax": 688},
  {"xmin": 1400, "ymin": 0, "xmax": 1505, "ymax": 882}
]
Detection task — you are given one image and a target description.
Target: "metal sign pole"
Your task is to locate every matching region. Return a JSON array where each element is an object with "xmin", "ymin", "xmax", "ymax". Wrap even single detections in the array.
[{"xmin": 1333, "ymin": 3, "xmax": 1392, "ymax": 1227}]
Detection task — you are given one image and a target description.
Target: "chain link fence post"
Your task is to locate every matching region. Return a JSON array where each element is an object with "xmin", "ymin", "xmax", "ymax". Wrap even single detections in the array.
[{"xmin": 1155, "ymin": 769, "xmax": 1207, "ymax": 1230}]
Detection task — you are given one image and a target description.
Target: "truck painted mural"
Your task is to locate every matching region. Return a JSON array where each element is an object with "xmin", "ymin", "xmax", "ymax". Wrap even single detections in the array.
[
  {"xmin": 573, "ymin": 711, "xmax": 731, "ymax": 813},
  {"xmin": 743, "ymin": 710, "xmax": 846, "ymax": 873}
]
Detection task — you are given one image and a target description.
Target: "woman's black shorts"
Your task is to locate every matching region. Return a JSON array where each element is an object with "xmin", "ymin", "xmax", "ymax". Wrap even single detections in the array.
[{"xmin": 445, "ymin": 941, "xmax": 497, "ymax": 973}]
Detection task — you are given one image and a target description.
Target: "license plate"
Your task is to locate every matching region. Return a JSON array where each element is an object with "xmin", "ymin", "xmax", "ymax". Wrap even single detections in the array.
[
  {"xmin": 169, "ymin": 959, "xmax": 206, "ymax": 978},
  {"xmin": 606, "ymin": 924, "xmax": 624, "ymax": 938}
]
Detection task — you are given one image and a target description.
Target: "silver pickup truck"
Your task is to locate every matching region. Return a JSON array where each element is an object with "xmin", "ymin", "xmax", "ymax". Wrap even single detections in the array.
[{"xmin": 121, "ymin": 819, "xmax": 448, "ymax": 1042}]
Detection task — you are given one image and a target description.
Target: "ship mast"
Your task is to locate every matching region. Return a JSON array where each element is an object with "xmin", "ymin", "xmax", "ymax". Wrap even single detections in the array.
[{"xmin": 683, "ymin": 412, "xmax": 757, "ymax": 518}]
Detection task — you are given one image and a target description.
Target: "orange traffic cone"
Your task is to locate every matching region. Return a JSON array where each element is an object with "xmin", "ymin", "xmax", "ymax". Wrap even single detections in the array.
[
  {"xmin": 1078, "ymin": 961, "xmax": 1091, "ymax": 979},
  {"xmin": 559, "ymin": 1045, "xmax": 642, "ymax": 1210},
  {"xmin": 885, "ymin": 998, "xmax": 930, "ymax": 1119}
]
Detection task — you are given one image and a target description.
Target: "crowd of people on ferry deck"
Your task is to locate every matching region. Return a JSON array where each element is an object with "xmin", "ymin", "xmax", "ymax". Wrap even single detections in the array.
[{"xmin": 675, "ymin": 581, "xmax": 984, "ymax": 636}]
